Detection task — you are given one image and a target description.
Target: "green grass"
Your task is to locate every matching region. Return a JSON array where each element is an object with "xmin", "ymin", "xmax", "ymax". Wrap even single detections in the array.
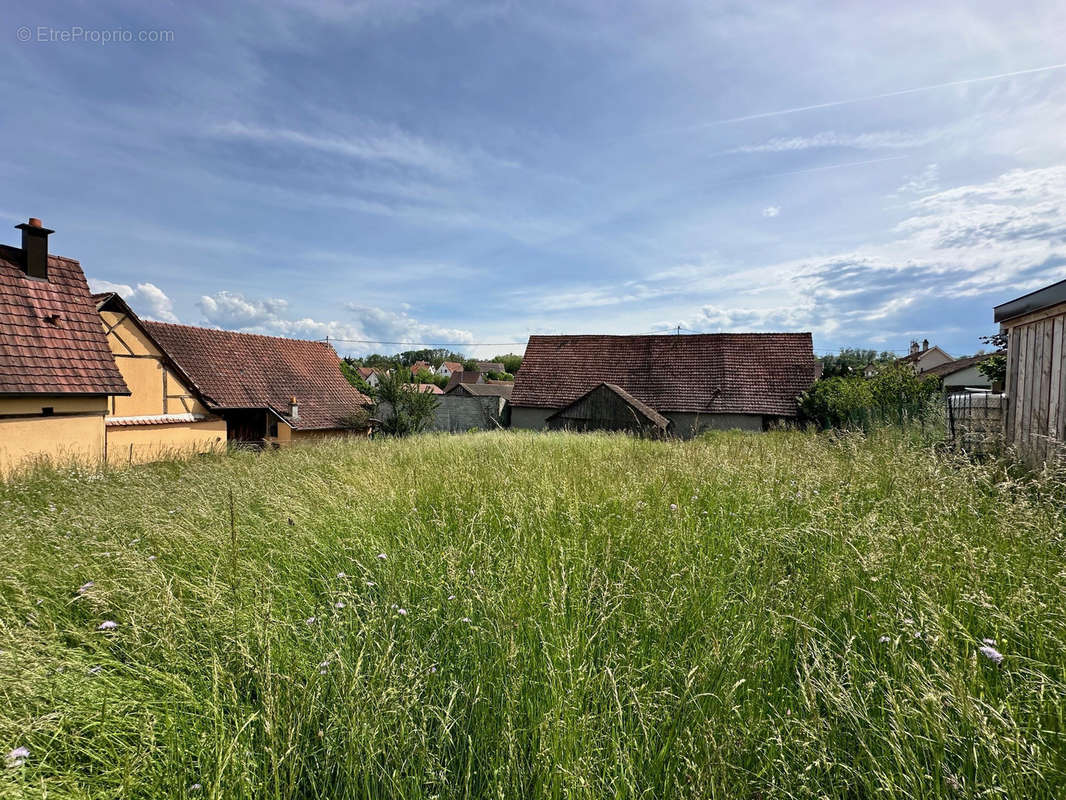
[{"xmin": 1, "ymin": 430, "xmax": 1064, "ymax": 798}]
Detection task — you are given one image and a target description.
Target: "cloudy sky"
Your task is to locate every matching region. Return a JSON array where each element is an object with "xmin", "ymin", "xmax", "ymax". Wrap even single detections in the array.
[{"xmin": 4, "ymin": 1, "xmax": 1066, "ymax": 357}]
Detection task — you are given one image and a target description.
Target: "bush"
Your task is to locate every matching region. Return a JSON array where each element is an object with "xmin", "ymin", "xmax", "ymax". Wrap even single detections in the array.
[
  {"xmin": 800, "ymin": 363, "xmax": 941, "ymax": 431},
  {"xmin": 369, "ymin": 369, "xmax": 439, "ymax": 436}
]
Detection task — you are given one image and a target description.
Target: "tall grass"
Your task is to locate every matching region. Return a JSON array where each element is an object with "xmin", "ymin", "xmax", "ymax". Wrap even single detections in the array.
[{"xmin": 1, "ymin": 430, "xmax": 1064, "ymax": 798}]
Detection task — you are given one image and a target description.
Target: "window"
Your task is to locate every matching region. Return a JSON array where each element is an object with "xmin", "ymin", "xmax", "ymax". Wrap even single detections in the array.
[{"xmin": 41, "ymin": 407, "xmax": 54, "ymax": 416}]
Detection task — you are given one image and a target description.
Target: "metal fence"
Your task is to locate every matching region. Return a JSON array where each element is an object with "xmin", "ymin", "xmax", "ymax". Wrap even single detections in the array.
[{"xmin": 946, "ymin": 392, "xmax": 1006, "ymax": 456}]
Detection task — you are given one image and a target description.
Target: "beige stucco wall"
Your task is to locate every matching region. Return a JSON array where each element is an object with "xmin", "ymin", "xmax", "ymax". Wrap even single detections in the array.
[
  {"xmin": 0, "ymin": 396, "xmax": 107, "ymax": 475},
  {"xmin": 106, "ymin": 419, "xmax": 227, "ymax": 465}
]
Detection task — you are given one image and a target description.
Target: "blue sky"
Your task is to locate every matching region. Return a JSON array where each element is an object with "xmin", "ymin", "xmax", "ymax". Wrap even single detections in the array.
[{"xmin": 4, "ymin": 1, "xmax": 1066, "ymax": 358}]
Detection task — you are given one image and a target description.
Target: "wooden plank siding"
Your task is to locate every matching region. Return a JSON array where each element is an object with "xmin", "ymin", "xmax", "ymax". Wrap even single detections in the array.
[{"xmin": 1003, "ymin": 301, "xmax": 1066, "ymax": 467}]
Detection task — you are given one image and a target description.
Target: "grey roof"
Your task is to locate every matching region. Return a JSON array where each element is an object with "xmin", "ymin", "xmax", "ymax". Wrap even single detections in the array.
[
  {"xmin": 446, "ymin": 382, "xmax": 513, "ymax": 399},
  {"xmin": 994, "ymin": 278, "xmax": 1066, "ymax": 323}
]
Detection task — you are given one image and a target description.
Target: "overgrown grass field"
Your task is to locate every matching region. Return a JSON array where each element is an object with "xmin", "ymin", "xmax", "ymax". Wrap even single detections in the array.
[{"xmin": 1, "ymin": 431, "xmax": 1064, "ymax": 798}]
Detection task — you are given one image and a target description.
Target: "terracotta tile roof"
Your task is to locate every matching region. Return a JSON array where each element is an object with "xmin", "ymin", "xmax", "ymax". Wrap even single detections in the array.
[
  {"xmin": 105, "ymin": 412, "xmax": 212, "ymax": 427},
  {"xmin": 446, "ymin": 382, "xmax": 513, "ymax": 399},
  {"xmin": 143, "ymin": 322, "xmax": 369, "ymax": 430},
  {"xmin": 408, "ymin": 383, "xmax": 444, "ymax": 394},
  {"xmin": 444, "ymin": 370, "xmax": 482, "ymax": 392},
  {"xmin": 410, "ymin": 361, "xmax": 433, "ymax": 374},
  {"xmin": 0, "ymin": 244, "xmax": 129, "ymax": 396},
  {"xmin": 548, "ymin": 382, "xmax": 669, "ymax": 428},
  {"xmin": 440, "ymin": 361, "xmax": 463, "ymax": 372},
  {"xmin": 476, "ymin": 361, "xmax": 505, "ymax": 373},
  {"xmin": 511, "ymin": 333, "xmax": 816, "ymax": 417}
]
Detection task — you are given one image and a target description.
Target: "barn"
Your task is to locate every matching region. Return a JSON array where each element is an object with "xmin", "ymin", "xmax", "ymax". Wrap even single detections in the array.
[
  {"xmin": 994, "ymin": 278, "xmax": 1066, "ymax": 467},
  {"xmin": 510, "ymin": 333, "xmax": 817, "ymax": 437}
]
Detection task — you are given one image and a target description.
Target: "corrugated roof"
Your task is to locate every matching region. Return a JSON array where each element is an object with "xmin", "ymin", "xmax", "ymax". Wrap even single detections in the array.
[
  {"xmin": 0, "ymin": 244, "xmax": 129, "ymax": 396},
  {"xmin": 144, "ymin": 322, "xmax": 369, "ymax": 430},
  {"xmin": 511, "ymin": 333, "xmax": 816, "ymax": 416}
]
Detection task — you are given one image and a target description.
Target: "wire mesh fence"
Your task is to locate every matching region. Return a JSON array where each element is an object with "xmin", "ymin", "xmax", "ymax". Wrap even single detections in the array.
[{"xmin": 946, "ymin": 392, "xmax": 1006, "ymax": 457}]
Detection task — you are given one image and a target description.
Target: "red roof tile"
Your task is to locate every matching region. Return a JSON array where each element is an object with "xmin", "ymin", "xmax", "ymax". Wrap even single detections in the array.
[
  {"xmin": 511, "ymin": 333, "xmax": 816, "ymax": 417},
  {"xmin": 0, "ymin": 244, "xmax": 129, "ymax": 396},
  {"xmin": 143, "ymin": 322, "xmax": 369, "ymax": 430}
]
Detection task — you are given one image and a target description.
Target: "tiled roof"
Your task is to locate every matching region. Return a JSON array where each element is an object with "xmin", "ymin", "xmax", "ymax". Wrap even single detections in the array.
[
  {"xmin": 440, "ymin": 361, "xmax": 463, "ymax": 372},
  {"xmin": 143, "ymin": 322, "xmax": 369, "ymax": 430},
  {"xmin": 920, "ymin": 353, "xmax": 997, "ymax": 379},
  {"xmin": 0, "ymin": 244, "xmax": 129, "ymax": 396},
  {"xmin": 511, "ymin": 333, "xmax": 816, "ymax": 417},
  {"xmin": 476, "ymin": 361, "xmax": 505, "ymax": 373},
  {"xmin": 444, "ymin": 370, "xmax": 482, "ymax": 392},
  {"xmin": 105, "ymin": 412, "xmax": 212, "ymax": 427},
  {"xmin": 548, "ymin": 382, "xmax": 668, "ymax": 428},
  {"xmin": 446, "ymin": 382, "xmax": 512, "ymax": 399},
  {"xmin": 407, "ymin": 383, "xmax": 443, "ymax": 394}
]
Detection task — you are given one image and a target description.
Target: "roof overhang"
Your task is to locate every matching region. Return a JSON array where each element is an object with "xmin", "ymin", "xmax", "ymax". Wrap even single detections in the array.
[{"xmin": 994, "ymin": 278, "xmax": 1066, "ymax": 323}]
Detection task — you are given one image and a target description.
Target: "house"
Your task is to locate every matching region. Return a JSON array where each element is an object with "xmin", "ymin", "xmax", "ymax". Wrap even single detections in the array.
[
  {"xmin": 436, "ymin": 361, "xmax": 463, "ymax": 379},
  {"xmin": 863, "ymin": 363, "xmax": 878, "ymax": 378},
  {"xmin": 356, "ymin": 366, "xmax": 381, "ymax": 387},
  {"xmin": 896, "ymin": 339, "xmax": 953, "ymax": 373},
  {"xmin": 433, "ymin": 381, "xmax": 511, "ymax": 432},
  {"xmin": 476, "ymin": 361, "xmax": 505, "ymax": 374},
  {"xmin": 408, "ymin": 383, "xmax": 443, "ymax": 394},
  {"xmin": 994, "ymin": 278, "xmax": 1066, "ymax": 467},
  {"xmin": 144, "ymin": 322, "xmax": 370, "ymax": 445},
  {"xmin": 921, "ymin": 354, "xmax": 995, "ymax": 395},
  {"xmin": 410, "ymin": 360, "xmax": 434, "ymax": 376},
  {"xmin": 510, "ymin": 333, "xmax": 817, "ymax": 437},
  {"xmin": 0, "ymin": 219, "xmax": 130, "ymax": 474},
  {"xmin": 443, "ymin": 370, "xmax": 485, "ymax": 392},
  {"xmin": 94, "ymin": 293, "xmax": 226, "ymax": 464}
]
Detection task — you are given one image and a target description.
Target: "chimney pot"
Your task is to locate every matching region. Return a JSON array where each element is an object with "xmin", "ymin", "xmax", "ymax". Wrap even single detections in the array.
[{"xmin": 28, "ymin": 217, "xmax": 42, "ymax": 228}]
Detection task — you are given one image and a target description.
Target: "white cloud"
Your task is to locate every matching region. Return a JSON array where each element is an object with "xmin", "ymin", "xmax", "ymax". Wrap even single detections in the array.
[
  {"xmin": 211, "ymin": 121, "xmax": 464, "ymax": 176},
  {"xmin": 894, "ymin": 163, "xmax": 940, "ymax": 196},
  {"xmin": 731, "ymin": 129, "xmax": 941, "ymax": 154},
  {"xmin": 88, "ymin": 279, "xmax": 180, "ymax": 323},
  {"xmin": 196, "ymin": 290, "xmax": 476, "ymax": 354},
  {"xmin": 762, "ymin": 205, "xmax": 780, "ymax": 218}
]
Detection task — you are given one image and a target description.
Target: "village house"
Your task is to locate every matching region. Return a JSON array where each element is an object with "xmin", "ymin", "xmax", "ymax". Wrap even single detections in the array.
[
  {"xmin": 356, "ymin": 366, "xmax": 382, "ymax": 387},
  {"xmin": 443, "ymin": 370, "xmax": 486, "ymax": 392},
  {"xmin": 0, "ymin": 219, "xmax": 130, "ymax": 474},
  {"xmin": 476, "ymin": 361, "xmax": 505, "ymax": 374},
  {"xmin": 436, "ymin": 360, "xmax": 463, "ymax": 379},
  {"xmin": 94, "ymin": 292, "xmax": 226, "ymax": 464},
  {"xmin": 994, "ymin": 278, "xmax": 1066, "ymax": 467},
  {"xmin": 896, "ymin": 339, "xmax": 953, "ymax": 373},
  {"xmin": 409, "ymin": 360, "xmax": 434, "ymax": 376},
  {"xmin": 144, "ymin": 322, "xmax": 370, "ymax": 446},
  {"xmin": 509, "ymin": 333, "xmax": 817, "ymax": 437},
  {"xmin": 921, "ymin": 353, "xmax": 994, "ymax": 395}
]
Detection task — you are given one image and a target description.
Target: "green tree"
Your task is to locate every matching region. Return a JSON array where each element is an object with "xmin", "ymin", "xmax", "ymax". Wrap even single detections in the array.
[
  {"xmin": 369, "ymin": 369, "xmax": 439, "ymax": 437},
  {"xmin": 493, "ymin": 353, "xmax": 522, "ymax": 374},
  {"xmin": 976, "ymin": 332, "xmax": 1007, "ymax": 386},
  {"xmin": 818, "ymin": 348, "xmax": 896, "ymax": 378}
]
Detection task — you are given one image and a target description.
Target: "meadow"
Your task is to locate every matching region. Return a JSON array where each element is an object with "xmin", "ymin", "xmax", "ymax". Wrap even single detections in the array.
[{"xmin": 1, "ymin": 430, "xmax": 1064, "ymax": 798}]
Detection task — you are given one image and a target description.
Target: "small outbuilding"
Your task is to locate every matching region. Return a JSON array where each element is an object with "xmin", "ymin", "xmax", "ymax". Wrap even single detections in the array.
[
  {"xmin": 546, "ymin": 382, "xmax": 669, "ymax": 436},
  {"xmin": 994, "ymin": 278, "xmax": 1066, "ymax": 467}
]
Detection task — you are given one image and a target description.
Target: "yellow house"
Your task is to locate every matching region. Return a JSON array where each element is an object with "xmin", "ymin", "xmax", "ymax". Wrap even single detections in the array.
[
  {"xmin": 0, "ymin": 219, "xmax": 131, "ymax": 475},
  {"xmin": 94, "ymin": 292, "xmax": 226, "ymax": 465}
]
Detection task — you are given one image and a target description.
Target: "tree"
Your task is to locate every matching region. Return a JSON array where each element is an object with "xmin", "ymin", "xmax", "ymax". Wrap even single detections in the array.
[
  {"xmin": 493, "ymin": 353, "xmax": 522, "ymax": 374},
  {"xmin": 817, "ymin": 348, "xmax": 895, "ymax": 378},
  {"xmin": 369, "ymin": 368, "xmax": 439, "ymax": 436},
  {"xmin": 976, "ymin": 332, "xmax": 1007, "ymax": 386},
  {"xmin": 868, "ymin": 362, "xmax": 940, "ymax": 426}
]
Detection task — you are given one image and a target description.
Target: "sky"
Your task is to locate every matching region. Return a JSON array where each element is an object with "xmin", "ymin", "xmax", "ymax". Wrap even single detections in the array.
[{"xmin": 3, "ymin": 1, "xmax": 1066, "ymax": 359}]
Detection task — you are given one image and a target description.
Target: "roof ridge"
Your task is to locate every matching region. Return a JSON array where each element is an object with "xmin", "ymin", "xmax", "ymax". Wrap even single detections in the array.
[{"xmin": 145, "ymin": 319, "xmax": 334, "ymax": 348}]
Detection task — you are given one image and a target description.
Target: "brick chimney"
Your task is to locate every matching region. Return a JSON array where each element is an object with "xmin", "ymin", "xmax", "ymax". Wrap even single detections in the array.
[{"xmin": 14, "ymin": 218, "xmax": 53, "ymax": 280}]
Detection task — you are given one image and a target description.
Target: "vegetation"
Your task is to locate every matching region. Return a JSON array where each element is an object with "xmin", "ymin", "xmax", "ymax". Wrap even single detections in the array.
[
  {"xmin": 800, "ymin": 362, "xmax": 941, "ymax": 430},
  {"xmin": 977, "ymin": 332, "xmax": 1008, "ymax": 386},
  {"xmin": 367, "ymin": 369, "xmax": 439, "ymax": 437},
  {"xmin": 817, "ymin": 347, "xmax": 896, "ymax": 378},
  {"xmin": 2, "ymin": 430, "xmax": 1065, "ymax": 798},
  {"xmin": 343, "ymin": 353, "xmax": 522, "ymax": 379}
]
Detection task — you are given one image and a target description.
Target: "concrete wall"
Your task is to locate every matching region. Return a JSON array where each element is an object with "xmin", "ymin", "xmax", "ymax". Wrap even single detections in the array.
[
  {"xmin": 510, "ymin": 406, "xmax": 553, "ymax": 431},
  {"xmin": 106, "ymin": 419, "xmax": 227, "ymax": 465},
  {"xmin": 432, "ymin": 395, "xmax": 507, "ymax": 432},
  {"xmin": 663, "ymin": 412, "xmax": 764, "ymax": 437},
  {"xmin": 0, "ymin": 395, "xmax": 108, "ymax": 475}
]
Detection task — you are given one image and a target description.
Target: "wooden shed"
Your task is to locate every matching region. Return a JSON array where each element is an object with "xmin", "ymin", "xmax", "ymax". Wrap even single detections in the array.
[
  {"xmin": 994, "ymin": 278, "xmax": 1066, "ymax": 467},
  {"xmin": 546, "ymin": 382, "xmax": 669, "ymax": 436}
]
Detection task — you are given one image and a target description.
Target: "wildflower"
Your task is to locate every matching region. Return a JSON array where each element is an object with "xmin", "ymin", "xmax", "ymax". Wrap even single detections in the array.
[
  {"xmin": 147, "ymin": 555, "xmax": 157, "ymax": 561},
  {"xmin": 305, "ymin": 616, "xmax": 316, "ymax": 625},
  {"xmin": 88, "ymin": 665, "xmax": 103, "ymax": 675},
  {"xmin": 366, "ymin": 581, "xmax": 376, "ymax": 587},
  {"xmin": 377, "ymin": 553, "xmax": 387, "ymax": 560},
  {"xmin": 461, "ymin": 617, "xmax": 472, "ymax": 623},
  {"xmin": 319, "ymin": 660, "xmax": 330, "ymax": 674},
  {"xmin": 902, "ymin": 618, "xmax": 915, "ymax": 626},
  {"xmin": 337, "ymin": 572, "xmax": 347, "ymax": 579},
  {"xmin": 190, "ymin": 784, "xmax": 202, "ymax": 792},
  {"xmin": 335, "ymin": 601, "xmax": 346, "ymax": 609},
  {"xmin": 669, "ymin": 503, "xmax": 678, "ymax": 511},
  {"xmin": 982, "ymin": 637, "xmax": 996, "ymax": 646},
  {"xmin": 448, "ymin": 594, "xmax": 456, "ymax": 601},
  {"xmin": 428, "ymin": 665, "xmax": 437, "ymax": 674},
  {"xmin": 397, "ymin": 608, "xmax": 408, "ymax": 616},
  {"xmin": 879, "ymin": 635, "xmax": 891, "ymax": 644},
  {"xmin": 77, "ymin": 581, "xmax": 94, "ymax": 595},
  {"xmin": 979, "ymin": 645, "xmax": 1004, "ymax": 664},
  {"xmin": 6, "ymin": 746, "xmax": 29, "ymax": 767},
  {"xmin": 98, "ymin": 620, "xmax": 118, "ymax": 631}
]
